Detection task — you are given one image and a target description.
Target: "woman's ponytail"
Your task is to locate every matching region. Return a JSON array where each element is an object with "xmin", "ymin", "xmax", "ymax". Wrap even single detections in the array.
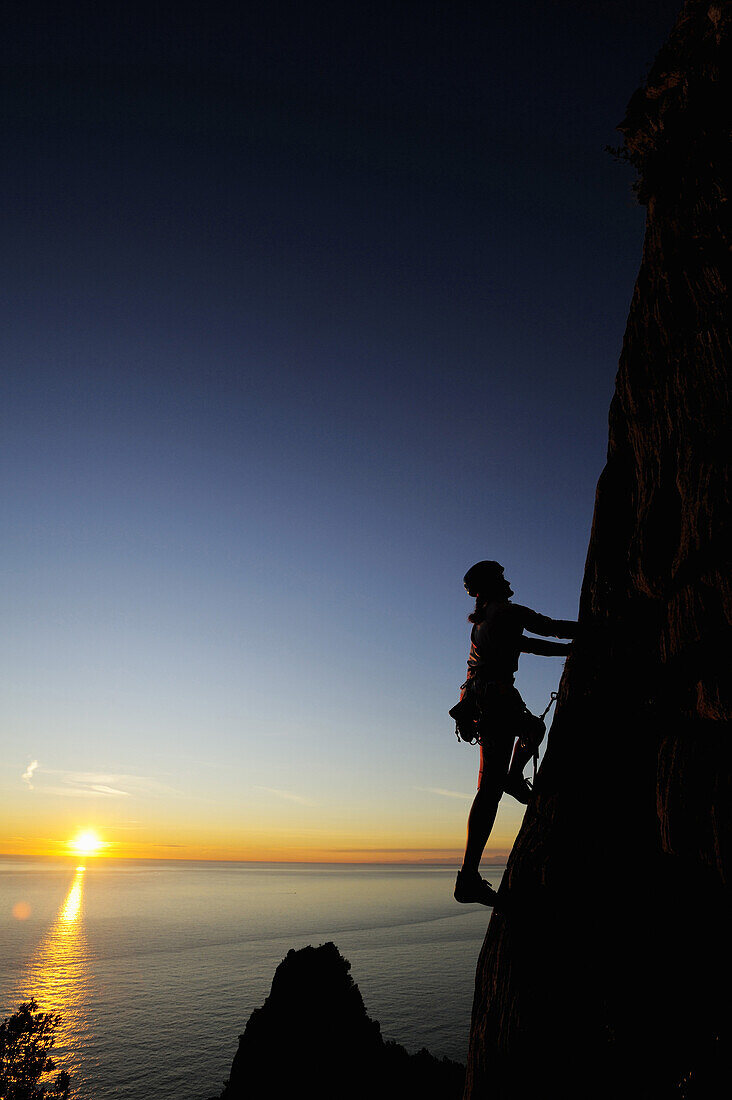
[{"xmin": 468, "ymin": 597, "xmax": 489, "ymax": 624}]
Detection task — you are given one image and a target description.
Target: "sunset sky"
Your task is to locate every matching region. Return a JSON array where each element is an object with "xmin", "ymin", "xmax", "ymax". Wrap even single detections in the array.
[{"xmin": 2, "ymin": 1, "xmax": 680, "ymax": 862}]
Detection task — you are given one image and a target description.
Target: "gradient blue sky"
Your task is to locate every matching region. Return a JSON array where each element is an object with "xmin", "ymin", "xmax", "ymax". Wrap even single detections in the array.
[{"xmin": 2, "ymin": 1, "xmax": 680, "ymax": 860}]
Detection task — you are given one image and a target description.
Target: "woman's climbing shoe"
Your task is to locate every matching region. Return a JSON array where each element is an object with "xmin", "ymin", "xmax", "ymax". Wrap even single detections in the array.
[
  {"xmin": 454, "ymin": 869, "xmax": 499, "ymax": 907},
  {"xmin": 503, "ymin": 774, "xmax": 533, "ymax": 804}
]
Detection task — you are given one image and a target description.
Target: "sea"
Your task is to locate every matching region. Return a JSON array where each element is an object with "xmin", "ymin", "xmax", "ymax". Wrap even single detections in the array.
[{"xmin": 0, "ymin": 858, "xmax": 500, "ymax": 1099}]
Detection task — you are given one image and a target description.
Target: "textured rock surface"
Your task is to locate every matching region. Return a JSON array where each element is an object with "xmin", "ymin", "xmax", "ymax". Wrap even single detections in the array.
[
  {"xmin": 465, "ymin": 3, "xmax": 731, "ymax": 1097},
  {"xmin": 215, "ymin": 942, "xmax": 464, "ymax": 1100}
]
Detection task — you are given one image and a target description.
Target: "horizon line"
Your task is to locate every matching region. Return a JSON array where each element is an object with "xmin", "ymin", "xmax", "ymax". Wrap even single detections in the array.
[{"xmin": 0, "ymin": 850, "xmax": 510, "ymax": 867}]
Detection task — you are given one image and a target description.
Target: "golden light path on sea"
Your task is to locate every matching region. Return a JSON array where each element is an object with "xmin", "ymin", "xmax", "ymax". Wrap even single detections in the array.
[{"xmin": 12, "ymin": 866, "xmax": 93, "ymax": 1085}]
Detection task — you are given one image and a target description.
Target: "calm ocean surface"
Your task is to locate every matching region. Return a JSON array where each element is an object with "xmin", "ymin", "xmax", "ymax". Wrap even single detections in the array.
[{"xmin": 0, "ymin": 859, "xmax": 500, "ymax": 1098}]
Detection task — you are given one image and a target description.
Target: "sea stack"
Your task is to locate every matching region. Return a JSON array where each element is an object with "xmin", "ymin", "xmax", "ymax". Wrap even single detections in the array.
[
  {"xmin": 464, "ymin": 3, "xmax": 731, "ymax": 1098},
  {"xmin": 216, "ymin": 942, "xmax": 465, "ymax": 1099}
]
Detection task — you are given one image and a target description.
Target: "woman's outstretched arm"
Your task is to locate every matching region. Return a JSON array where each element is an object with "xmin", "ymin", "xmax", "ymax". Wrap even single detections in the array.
[
  {"xmin": 520, "ymin": 637, "xmax": 571, "ymax": 657},
  {"xmin": 515, "ymin": 605, "xmax": 577, "ymax": 639}
]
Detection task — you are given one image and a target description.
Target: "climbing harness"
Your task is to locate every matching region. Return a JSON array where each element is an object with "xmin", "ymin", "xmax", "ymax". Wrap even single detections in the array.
[{"xmin": 450, "ymin": 687, "xmax": 559, "ymax": 781}]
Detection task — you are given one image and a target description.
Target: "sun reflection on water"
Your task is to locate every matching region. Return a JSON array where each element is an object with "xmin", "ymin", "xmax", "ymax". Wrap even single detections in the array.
[
  {"xmin": 60, "ymin": 867, "xmax": 84, "ymax": 924},
  {"xmin": 13, "ymin": 866, "xmax": 93, "ymax": 1084}
]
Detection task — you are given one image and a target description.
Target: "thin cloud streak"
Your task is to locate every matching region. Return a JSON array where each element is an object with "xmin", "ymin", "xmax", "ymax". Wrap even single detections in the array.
[
  {"xmin": 26, "ymin": 769, "xmax": 177, "ymax": 799},
  {"xmin": 254, "ymin": 786, "xmax": 315, "ymax": 806},
  {"xmin": 36, "ymin": 785, "xmax": 129, "ymax": 799},
  {"xmin": 415, "ymin": 786, "xmax": 473, "ymax": 800}
]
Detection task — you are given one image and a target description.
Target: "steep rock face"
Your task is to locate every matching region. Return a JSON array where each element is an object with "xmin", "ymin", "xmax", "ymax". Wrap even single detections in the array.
[
  {"xmin": 216, "ymin": 942, "xmax": 464, "ymax": 1100},
  {"xmin": 465, "ymin": 4, "xmax": 731, "ymax": 1098}
]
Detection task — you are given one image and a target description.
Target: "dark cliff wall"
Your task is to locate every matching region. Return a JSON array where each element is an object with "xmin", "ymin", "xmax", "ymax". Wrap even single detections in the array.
[{"xmin": 465, "ymin": 4, "xmax": 731, "ymax": 1098}]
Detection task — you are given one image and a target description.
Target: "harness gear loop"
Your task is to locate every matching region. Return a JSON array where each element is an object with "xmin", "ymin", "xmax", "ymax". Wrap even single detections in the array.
[{"xmin": 450, "ymin": 680, "xmax": 481, "ymax": 744}]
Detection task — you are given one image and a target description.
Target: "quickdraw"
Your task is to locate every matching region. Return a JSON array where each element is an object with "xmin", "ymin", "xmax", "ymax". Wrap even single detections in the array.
[
  {"xmin": 528, "ymin": 691, "xmax": 558, "ymax": 780},
  {"xmin": 538, "ymin": 691, "xmax": 559, "ymax": 722}
]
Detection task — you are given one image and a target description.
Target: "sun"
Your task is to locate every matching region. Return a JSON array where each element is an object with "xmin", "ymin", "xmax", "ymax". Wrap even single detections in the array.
[{"xmin": 69, "ymin": 829, "xmax": 105, "ymax": 857}]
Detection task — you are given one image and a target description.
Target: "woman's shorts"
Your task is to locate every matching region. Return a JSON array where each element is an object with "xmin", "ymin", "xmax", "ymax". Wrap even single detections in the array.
[{"xmin": 475, "ymin": 683, "xmax": 527, "ymax": 792}]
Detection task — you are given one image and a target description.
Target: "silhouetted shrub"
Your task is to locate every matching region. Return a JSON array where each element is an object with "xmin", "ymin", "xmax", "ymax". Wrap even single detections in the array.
[{"xmin": 0, "ymin": 1001, "xmax": 71, "ymax": 1099}]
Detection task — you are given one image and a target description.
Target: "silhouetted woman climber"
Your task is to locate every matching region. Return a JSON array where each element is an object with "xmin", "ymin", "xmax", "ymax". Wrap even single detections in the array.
[{"xmin": 454, "ymin": 560, "xmax": 577, "ymax": 907}]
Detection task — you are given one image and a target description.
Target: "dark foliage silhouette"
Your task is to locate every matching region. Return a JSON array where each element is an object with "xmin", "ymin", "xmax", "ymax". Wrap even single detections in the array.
[{"xmin": 0, "ymin": 1001, "xmax": 71, "ymax": 1100}]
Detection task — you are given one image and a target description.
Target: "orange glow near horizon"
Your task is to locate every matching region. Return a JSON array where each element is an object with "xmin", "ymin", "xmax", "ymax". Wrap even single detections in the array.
[
  {"xmin": 3, "ymin": 835, "xmax": 514, "ymax": 865},
  {"xmin": 4, "ymin": 811, "xmax": 519, "ymax": 865}
]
